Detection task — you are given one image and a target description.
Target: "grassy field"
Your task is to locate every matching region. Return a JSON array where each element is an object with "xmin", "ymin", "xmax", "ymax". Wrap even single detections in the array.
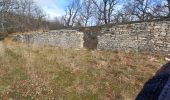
[{"xmin": 0, "ymin": 41, "xmax": 167, "ymax": 100}]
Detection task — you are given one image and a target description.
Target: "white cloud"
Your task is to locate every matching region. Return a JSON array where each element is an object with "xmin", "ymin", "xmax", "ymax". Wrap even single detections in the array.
[{"xmin": 34, "ymin": 0, "xmax": 67, "ymax": 20}]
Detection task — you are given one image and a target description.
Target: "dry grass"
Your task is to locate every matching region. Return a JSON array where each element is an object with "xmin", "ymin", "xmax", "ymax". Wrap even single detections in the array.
[{"xmin": 0, "ymin": 41, "xmax": 167, "ymax": 100}]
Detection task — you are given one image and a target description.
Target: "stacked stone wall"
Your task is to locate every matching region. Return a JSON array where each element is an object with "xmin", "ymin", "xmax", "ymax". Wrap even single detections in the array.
[
  {"xmin": 11, "ymin": 20, "xmax": 170, "ymax": 53},
  {"xmin": 12, "ymin": 30, "xmax": 84, "ymax": 49},
  {"xmin": 97, "ymin": 21, "xmax": 170, "ymax": 53}
]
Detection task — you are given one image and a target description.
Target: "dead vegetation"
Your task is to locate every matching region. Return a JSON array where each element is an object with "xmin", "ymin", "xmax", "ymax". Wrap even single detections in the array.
[{"xmin": 0, "ymin": 41, "xmax": 166, "ymax": 100}]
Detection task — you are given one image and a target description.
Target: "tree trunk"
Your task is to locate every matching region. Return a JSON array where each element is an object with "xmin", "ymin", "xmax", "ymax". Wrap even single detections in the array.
[
  {"xmin": 167, "ymin": 0, "xmax": 170, "ymax": 17},
  {"xmin": 103, "ymin": 2, "xmax": 108, "ymax": 24}
]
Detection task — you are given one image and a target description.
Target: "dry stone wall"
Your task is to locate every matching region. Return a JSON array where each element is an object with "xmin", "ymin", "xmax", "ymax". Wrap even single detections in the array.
[
  {"xmin": 97, "ymin": 21, "xmax": 170, "ymax": 53},
  {"xmin": 11, "ymin": 21, "xmax": 170, "ymax": 53},
  {"xmin": 12, "ymin": 30, "xmax": 84, "ymax": 49}
]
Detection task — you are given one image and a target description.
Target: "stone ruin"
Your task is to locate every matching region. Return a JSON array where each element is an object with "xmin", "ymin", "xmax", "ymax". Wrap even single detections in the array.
[
  {"xmin": 11, "ymin": 20, "xmax": 170, "ymax": 53},
  {"xmin": 12, "ymin": 30, "xmax": 84, "ymax": 49},
  {"xmin": 97, "ymin": 21, "xmax": 170, "ymax": 53}
]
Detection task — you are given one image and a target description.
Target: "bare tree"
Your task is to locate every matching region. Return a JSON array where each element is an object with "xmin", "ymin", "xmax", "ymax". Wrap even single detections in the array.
[
  {"xmin": 0, "ymin": 0, "xmax": 47, "ymax": 33},
  {"xmin": 166, "ymin": 0, "xmax": 170, "ymax": 17},
  {"xmin": 80, "ymin": 0, "xmax": 93, "ymax": 26},
  {"xmin": 63, "ymin": 0, "xmax": 81, "ymax": 27},
  {"xmin": 0, "ymin": 0, "xmax": 19, "ymax": 33},
  {"xmin": 92, "ymin": 0, "xmax": 117, "ymax": 24},
  {"xmin": 47, "ymin": 17, "xmax": 65, "ymax": 30},
  {"xmin": 123, "ymin": 0, "xmax": 167, "ymax": 21},
  {"xmin": 131, "ymin": 0, "xmax": 153, "ymax": 21},
  {"xmin": 113, "ymin": 10, "xmax": 135, "ymax": 23},
  {"xmin": 150, "ymin": 0, "xmax": 170, "ymax": 18}
]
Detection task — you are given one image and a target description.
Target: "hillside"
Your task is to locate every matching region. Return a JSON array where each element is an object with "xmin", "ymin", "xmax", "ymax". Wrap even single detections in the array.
[{"xmin": 0, "ymin": 40, "xmax": 166, "ymax": 100}]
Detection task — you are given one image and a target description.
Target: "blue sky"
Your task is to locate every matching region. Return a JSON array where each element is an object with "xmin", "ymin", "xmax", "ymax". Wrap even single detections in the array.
[
  {"xmin": 34, "ymin": 0, "xmax": 69, "ymax": 20},
  {"xmin": 34, "ymin": 0, "xmax": 166, "ymax": 20}
]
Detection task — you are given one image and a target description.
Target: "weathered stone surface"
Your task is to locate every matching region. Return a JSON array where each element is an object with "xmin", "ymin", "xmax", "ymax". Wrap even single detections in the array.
[
  {"xmin": 12, "ymin": 30, "xmax": 84, "ymax": 49},
  {"xmin": 97, "ymin": 21, "xmax": 170, "ymax": 53},
  {"xmin": 11, "ymin": 21, "xmax": 170, "ymax": 53}
]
